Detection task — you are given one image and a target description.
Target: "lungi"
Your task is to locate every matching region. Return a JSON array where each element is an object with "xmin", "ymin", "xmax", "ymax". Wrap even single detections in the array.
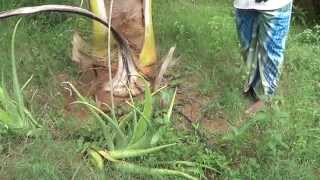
[{"xmin": 235, "ymin": 3, "xmax": 292, "ymax": 99}]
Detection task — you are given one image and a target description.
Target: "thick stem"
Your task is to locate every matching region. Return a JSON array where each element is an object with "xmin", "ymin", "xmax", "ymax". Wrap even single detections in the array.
[
  {"xmin": 104, "ymin": 51, "xmax": 144, "ymax": 97},
  {"xmin": 139, "ymin": 0, "xmax": 157, "ymax": 76},
  {"xmin": 89, "ymin": 0, "xmax": 108, "ymax": 57}
]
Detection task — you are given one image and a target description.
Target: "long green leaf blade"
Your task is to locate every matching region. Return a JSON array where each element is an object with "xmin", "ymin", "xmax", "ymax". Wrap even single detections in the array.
[
  {"xmin": 11, "ymin": 18, "xmax": 25, "ymax": 123},
  {"xmin": 113, "ymin": 161, "xmax": 198, "ymax": 180},
  {"xmin": 129, "ymin": 81, "xmax": 153, "ymax": 145},
  {"xmin": 109, "ymin": 143, "xmax": 176, "ymax": 159}
]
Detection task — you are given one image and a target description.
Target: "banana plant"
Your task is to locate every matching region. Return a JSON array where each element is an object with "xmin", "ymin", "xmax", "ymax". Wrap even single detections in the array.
[
  {"xmin": 0, "ymin": 0, "xmax": 173, "ymax": 101},
  {"xmin": 0, "ymin": 3, "xmax": 213, "ymax": 179},
  {"xmin": 73, "ymin": 0, "xmax": 169, "ymax": 97}
]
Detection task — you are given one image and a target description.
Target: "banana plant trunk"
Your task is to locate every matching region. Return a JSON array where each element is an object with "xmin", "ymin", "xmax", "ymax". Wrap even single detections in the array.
[{"xmin": 73, "ymin": 0, "xmax": 158, "ymax": 98}]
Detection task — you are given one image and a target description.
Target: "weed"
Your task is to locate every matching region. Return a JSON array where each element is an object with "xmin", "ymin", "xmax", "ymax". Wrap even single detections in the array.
[
  {"xmin": 296, "ymin": 24, "xmax": 320, "ymax": 45},
  {"xmin": 0, "ymin": 19, "xmax": 41, "ymax": 136}
]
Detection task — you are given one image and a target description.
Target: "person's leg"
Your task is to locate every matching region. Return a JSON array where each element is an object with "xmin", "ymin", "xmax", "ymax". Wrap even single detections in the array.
[
  {"xmin": 235, "ymin": 9, "xmax": 259, "ymax": 64},
  {"xmin": 245, "ymin": 3, "xmax": 292, "ymax": 114},
  {"xmin": 235, "ymin": 9, "xmax": 262, "ymax": 96},
  {"xmin": 235, "ymin": 9, "xmax": 265, "ymax": 113},
  {"xmin": 256, "ymin": 3, "xmax": 293, "ymax": 97}
]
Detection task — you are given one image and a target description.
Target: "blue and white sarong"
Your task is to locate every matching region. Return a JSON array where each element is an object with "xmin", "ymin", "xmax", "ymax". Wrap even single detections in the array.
[{"xmin": 235, "ymin": 3, "xmax": 292, "ymax": 99}]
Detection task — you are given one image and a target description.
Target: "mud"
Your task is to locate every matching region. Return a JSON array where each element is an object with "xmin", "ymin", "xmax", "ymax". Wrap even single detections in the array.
[
  {"xmin": 176, "ymin": 86, "xmax": 231, "ymax": 134},
  {"xmin": 56, "ymin": 63, "xmax": 127, "ymax": 119}
]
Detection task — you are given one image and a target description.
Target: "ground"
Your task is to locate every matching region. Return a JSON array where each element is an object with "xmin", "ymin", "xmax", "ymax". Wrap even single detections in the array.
[{"xmin": 0, "ymin": 0, "xmax": 320, "ymax": 179}]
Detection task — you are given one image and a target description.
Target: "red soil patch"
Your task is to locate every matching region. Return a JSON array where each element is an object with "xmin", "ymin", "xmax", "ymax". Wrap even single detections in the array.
[
  {"xmin": 57, "ymin": 60, "xmax": 230, "ymax": 134},
  {"xmin": 176, "ymin": 86, "xmax": 230, "ymax": 134},
  {"xmin": 56, "ymin": 63, "xmax": 128, "ymax": 120}
]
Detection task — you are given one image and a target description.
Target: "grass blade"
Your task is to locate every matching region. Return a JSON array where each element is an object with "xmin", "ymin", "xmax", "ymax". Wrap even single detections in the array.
[
  {"xmin": 20, "ymin": 75, "xmax": 33, "ymax": 91},
  {"xmin": 166, "ymin": 88, "xmax": 177, "ymax": 123}
]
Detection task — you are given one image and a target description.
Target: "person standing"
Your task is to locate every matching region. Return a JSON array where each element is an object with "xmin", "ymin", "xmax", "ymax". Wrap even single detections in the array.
[{"xmin": 234, "ymin": 0, "xmax": 293, "ymax": 114}]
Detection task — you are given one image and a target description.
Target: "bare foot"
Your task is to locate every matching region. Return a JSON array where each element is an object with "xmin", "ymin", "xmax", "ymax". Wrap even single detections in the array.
[
  {"xmin": 243, "ymin": 87, "xmax": 258, "ymax": 101},
  {"xmin": 245, "ymin": 100, "xmax": 265, "ymax": 115}
]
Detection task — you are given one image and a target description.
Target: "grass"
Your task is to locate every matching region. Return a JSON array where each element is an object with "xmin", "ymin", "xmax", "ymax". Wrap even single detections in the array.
[
  {"xmin": 0, "ymin": 0, "xmax": 320, "ymax": 179},
  {"xmin": 0, "ymin": 18, "xmax": 42, "ymax": 136}
]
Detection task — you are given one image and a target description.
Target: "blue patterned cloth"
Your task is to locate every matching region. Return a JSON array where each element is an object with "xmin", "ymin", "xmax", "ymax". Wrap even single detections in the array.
[{"xmin": 235, "ymin": 3, "xmax": 292, "ymax": 99}]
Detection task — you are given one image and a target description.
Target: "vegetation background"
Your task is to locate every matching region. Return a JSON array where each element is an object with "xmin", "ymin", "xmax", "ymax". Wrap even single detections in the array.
[{"xmin": 0, "ymin": 0, "xmax": 319, "ymax": 179}]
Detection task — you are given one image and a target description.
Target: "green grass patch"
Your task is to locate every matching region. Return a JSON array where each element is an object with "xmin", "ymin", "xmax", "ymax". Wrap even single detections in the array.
[{"xmin": 0, "ymin": 0, "xmax": 319, "ymax": 179}]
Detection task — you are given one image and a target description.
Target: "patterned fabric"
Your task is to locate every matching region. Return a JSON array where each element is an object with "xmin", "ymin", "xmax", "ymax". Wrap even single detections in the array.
[
  {"xmin": 235, "ymin": 2, "xmax": 292, "ymax": 99},
  {"xmin": 234, "ymin": 0, "xmax": 292, "ymax": 10}
]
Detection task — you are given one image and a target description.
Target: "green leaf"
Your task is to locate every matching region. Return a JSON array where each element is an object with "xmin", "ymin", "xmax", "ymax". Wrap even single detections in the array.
[
  {"xmin": 88, "ymin": 149, "xmax": 104, "ymax": 171},
  {"xmin": 0, "ymin": 109, "xmax": 13, "ymax": 126},
  {"xmin": 155, "ymin": 161, "xmax": 220, "ymax": 173},
  {"xmin": 126, "ymin": 133, "xmax": 150, "ymax": 150},
  {"xmin": 72, "ymin": 101, "xmax": 122, "ymax": 149},
  {"xmin": 109, "ymin": 143, "xmax": 176, "ymax": 159},
  {"xmin": 119, "ymin": 111, "xmax": 134, "ymax": 129},
  {"xmin": 0, "ymin": 87, "xmax": 4, "ymax": 102},
  {"xmin": 129, "ymin": 80, "xmax": 153, "ymax": 145},
  {"xmin": 113, "ymin": 161, "xmax": 198, "ymax": 180},
  {"xmin": 66, "ymin": 82, "xmax": 126, "ymax": 147},
  {"xmin": 11, "ymin": 18, "xmax": 25, "ymax": 122},
  {"xmin": 150, "ymin": 127, "xmax": 165, "ymax": 146}
]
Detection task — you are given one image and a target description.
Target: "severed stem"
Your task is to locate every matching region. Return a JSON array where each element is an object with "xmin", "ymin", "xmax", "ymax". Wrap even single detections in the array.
[{"xmin": 104, "ymin": 52, "xmax": 144, "ymax": 97}]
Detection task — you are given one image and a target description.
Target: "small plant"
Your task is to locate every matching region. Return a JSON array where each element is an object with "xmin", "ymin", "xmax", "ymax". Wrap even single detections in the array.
[
  {"xmin": 296, "ymin": 24, "xmax": 320, "ymax": 45},
  {"xmin": 0, "ymin": 19, "xmax": 41, "ymax": 135},
  {"xmin": 66, "ymin": 80, "xmax": 206, "ymax": 179},
  {"xmin": 0, "ymin": 20, "xmax": 41, "ymax": 135},
  {"xmin": 292, "ymin": 5, "xmax": 307, "ymax": 26}
]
